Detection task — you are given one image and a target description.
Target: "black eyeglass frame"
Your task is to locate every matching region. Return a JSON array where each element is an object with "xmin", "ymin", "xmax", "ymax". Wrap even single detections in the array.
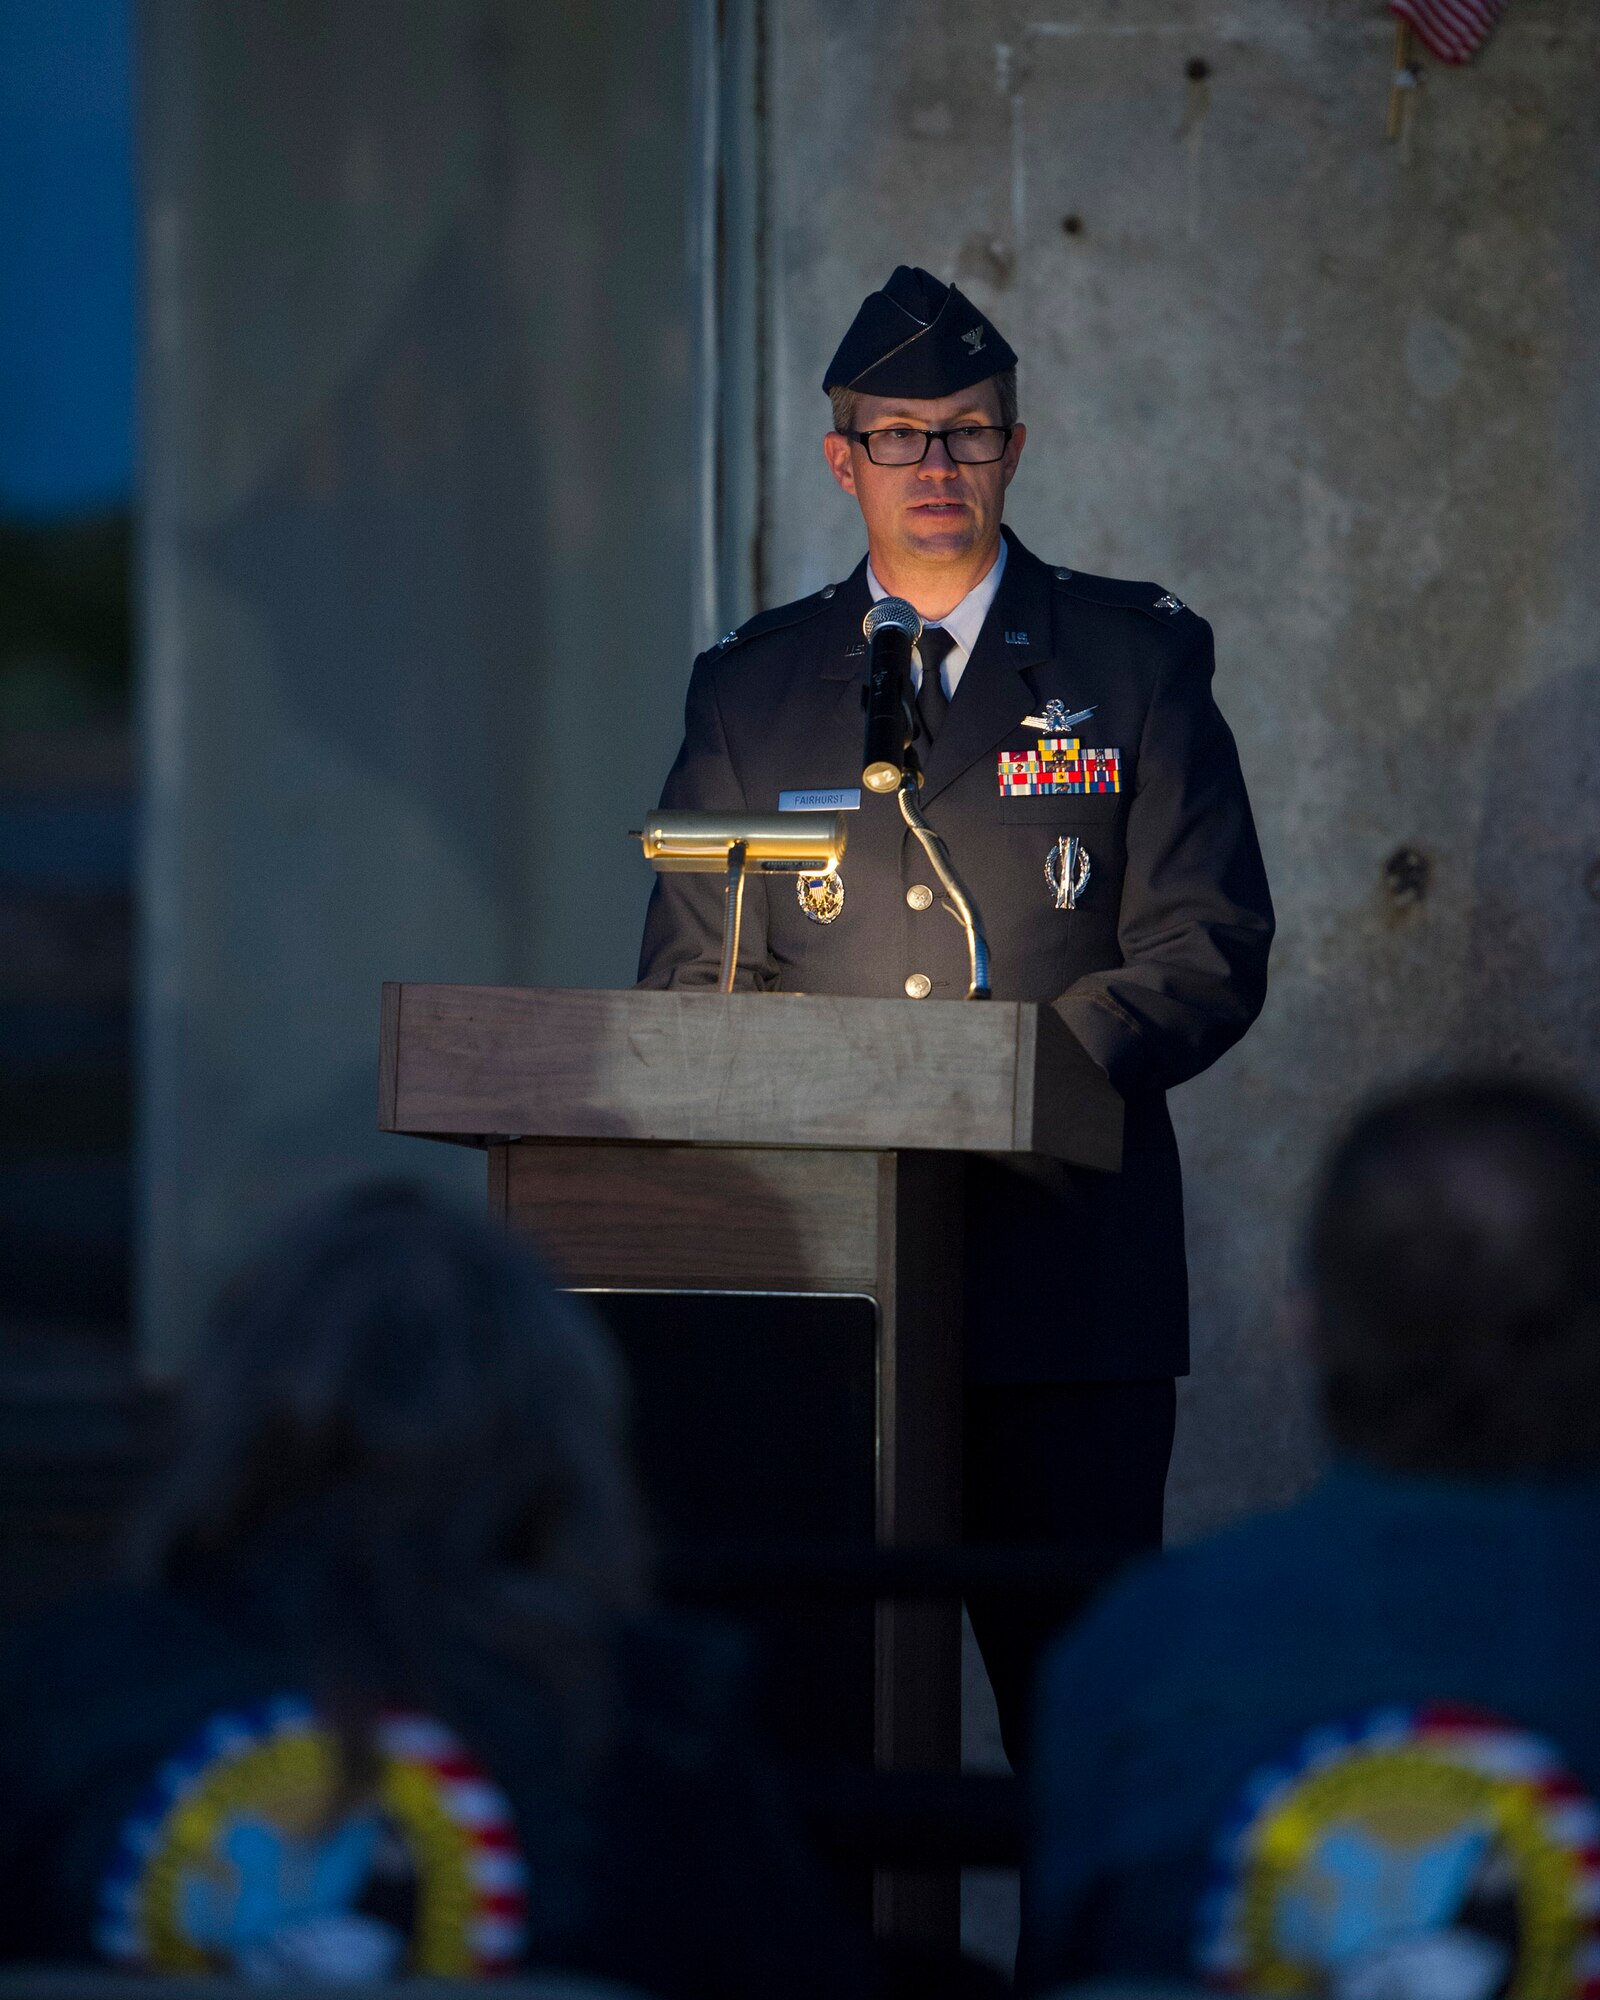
[{"xmin": 846, "ymin": 424, "xmax": 1015, "ymax": 467}]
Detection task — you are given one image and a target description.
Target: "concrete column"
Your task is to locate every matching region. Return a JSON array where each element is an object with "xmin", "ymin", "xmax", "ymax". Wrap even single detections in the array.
[{"xmin": 137, "ymin": 0, "xmax": 693, "ymax": 1368}]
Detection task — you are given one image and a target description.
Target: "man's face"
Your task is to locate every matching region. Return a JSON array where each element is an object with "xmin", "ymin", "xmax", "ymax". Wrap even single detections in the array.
[{"xmin": 822, "ymin": 380, "xmax": 1026, "ymax": 568}]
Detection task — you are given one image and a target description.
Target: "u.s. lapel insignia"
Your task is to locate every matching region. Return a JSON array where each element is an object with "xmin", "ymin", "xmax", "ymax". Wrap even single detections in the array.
[
  {"xmin": 1045, "ymin": 836, "xmax": 1090, "ymax": 911},
  {"xmin": 798, "ymin": 873, "xmax": 844, "ymax": 924},
  {"xmin": 1021, "ymin": 698, "xmax": 1095, "ymax": 733},
  {"xmin": 1004, "ymin": 629, "xmax": 1030, "ymax": 646}
]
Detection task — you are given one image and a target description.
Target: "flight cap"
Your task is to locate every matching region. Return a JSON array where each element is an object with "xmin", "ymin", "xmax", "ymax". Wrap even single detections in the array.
[{"xmin": 822, "ymin": 264, "xmax": 1017, "ymax": 400}]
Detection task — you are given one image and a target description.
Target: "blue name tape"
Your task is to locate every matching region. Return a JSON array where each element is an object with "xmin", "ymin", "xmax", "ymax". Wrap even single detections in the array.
[{"xmin": 778, "ymin": 788, "xmax": 860, "ymax": 812}]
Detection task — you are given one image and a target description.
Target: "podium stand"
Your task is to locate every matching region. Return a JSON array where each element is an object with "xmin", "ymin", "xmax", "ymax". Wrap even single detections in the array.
[{"xmin": 379, "ymin": 983, "xmax": 1122, "ymax": 1938}]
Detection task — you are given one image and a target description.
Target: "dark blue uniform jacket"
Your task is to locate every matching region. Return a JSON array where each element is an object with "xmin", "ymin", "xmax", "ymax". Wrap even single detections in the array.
[
  {"xmin": 0, "ymin": 1580, "xmax": 873, "ymax": 2000},
  {"xmin": 639, "ymin": 528, "xmax": 1274, "ymax": 1382},
  {"xmin": 1022, "ymin": 1464, "xmax": 1600, "ymax": 1990}
]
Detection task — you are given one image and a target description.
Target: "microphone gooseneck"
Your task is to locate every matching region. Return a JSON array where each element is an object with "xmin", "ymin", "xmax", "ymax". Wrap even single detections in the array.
[
  {"xmin": 856, "ymin": 594, "xmax": 991, "ymax": 998},
  {"xmin": 861, "ymin": 597, "xmax": 922, "ymax": 794}
]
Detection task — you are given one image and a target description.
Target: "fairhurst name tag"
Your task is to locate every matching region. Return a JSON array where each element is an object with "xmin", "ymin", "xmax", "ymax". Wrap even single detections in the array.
[{"xmin": 779, "ymin": 788, "xmax": 861, "ymax": 812}]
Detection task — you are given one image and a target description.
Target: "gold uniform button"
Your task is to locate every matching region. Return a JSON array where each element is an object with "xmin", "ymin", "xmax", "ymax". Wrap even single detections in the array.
[
  {"xmin": 905, "ymin": 883, "xmax": 934, "ymax": 911},
  {"xmin": 904, "ymin": 973, "xmax": 932, "ymax": 1000}
]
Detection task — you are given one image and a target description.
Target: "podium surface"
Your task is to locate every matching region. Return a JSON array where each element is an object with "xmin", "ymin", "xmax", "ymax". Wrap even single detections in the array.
[{"xmin": 380, "ymin": 983, "xmax": 1122, "ymax": 1165}]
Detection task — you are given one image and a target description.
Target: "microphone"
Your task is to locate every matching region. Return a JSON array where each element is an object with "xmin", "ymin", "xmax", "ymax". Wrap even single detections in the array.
[
  {"xmin": 861, "ymin": 597, "xmax": 922, "ymax": 793},
  {"xmin": 857, "ymin": 596, "xmax": 993, "ymax": 998}
]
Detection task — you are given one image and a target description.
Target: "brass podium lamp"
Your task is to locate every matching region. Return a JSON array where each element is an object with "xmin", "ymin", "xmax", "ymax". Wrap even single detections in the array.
[{"xmin": 634, "ymin": 811, "xmax": 848, "ymax": 994}]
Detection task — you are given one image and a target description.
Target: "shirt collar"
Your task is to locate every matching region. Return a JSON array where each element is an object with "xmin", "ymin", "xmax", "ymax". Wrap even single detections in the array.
[{"xmin": 864, "ymin": 535, "xmax": 1009, "ymax": 658}]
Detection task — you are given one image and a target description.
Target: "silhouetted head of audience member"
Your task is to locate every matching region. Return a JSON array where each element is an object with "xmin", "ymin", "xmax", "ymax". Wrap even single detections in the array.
[
  {"xmin": 133, "ymin": 1180, "xmax": 646, "ymax": 1732},
  {"xmin": 1306, "ymin": 1077, "xmax": 1600, "ymax": 1478}
]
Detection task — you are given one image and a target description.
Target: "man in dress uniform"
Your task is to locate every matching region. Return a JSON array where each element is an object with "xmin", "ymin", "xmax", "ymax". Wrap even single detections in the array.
[{"xmin": 638, "ymin": 265, "xmax": 1274, "ymax": 1766}]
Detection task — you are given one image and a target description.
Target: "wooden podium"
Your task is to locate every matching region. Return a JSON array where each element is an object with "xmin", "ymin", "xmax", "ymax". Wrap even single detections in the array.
[{"xmin": 379, "ymin": 983, "xmax": 1122, "ymax": 1936}]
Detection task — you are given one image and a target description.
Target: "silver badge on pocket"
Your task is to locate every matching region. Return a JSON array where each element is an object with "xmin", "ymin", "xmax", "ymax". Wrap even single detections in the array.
[
  {"xmin": 798, "ymin": 873, "xmax": 844, "ymax": 924},
  {"xmin": 1045, "ymin": 836, "xmax": 1090, "ymax": 911}
]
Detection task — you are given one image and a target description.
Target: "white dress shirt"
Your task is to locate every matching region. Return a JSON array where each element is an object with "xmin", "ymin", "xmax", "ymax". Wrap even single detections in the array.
[{"xmin": 865, "ymin": 535, "xmax": 1009, "ymax": 700}]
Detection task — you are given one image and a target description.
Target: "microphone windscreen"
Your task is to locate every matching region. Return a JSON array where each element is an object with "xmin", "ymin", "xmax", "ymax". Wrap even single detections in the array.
[{"xmin": 863, "ymin": 597, "xmax": 922, "ymax": 642}]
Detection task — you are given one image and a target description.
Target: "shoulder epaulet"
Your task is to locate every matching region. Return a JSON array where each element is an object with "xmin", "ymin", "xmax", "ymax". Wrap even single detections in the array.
[
  {"xmin": 710, "ymin": 582, "xmax": 843, "ymax": 656},
  {"xmin": 1049, "ymin": 566, "xmax": 1195, "ymax": 623}
]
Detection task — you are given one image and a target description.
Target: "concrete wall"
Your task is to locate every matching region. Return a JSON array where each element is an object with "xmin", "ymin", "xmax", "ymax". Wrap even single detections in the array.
[
  {"xmin": 749, "ymin": 0, "xmax": 1600, "ymax": 1536},
  {"xmin": 138, "ymin": 0, "xmax": 1600, "ymax": 1514},
  {"xmin": 137, "ymin": 0, "xmax": 694, "ymax": 1367}
]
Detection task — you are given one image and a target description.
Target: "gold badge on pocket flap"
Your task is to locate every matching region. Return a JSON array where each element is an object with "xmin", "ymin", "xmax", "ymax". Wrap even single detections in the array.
[{"xmin": 798, "ymin": 873, "xmax": 844, "ymax": 924}]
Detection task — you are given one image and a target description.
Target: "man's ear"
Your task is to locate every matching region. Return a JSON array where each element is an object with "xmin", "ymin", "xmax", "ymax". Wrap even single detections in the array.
[{"xmin": 823, "ymin": 430, "xmax": 858, "ymax": 497}]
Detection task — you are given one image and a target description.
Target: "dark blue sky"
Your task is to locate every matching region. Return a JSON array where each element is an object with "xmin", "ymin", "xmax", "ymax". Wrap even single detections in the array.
[{"xmin": 0, "ymin": 0, "xmax": 134, "ymax": 518}]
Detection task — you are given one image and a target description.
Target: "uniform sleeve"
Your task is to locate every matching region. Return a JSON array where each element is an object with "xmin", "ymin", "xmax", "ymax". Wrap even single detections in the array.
[
  {"xmin": 636, "ymin": 652, "xmax": 776, "ymax": 992},
  {"xmin": 1053, "ymin": 617, "xmax": 1274, "ymax": 1092}
]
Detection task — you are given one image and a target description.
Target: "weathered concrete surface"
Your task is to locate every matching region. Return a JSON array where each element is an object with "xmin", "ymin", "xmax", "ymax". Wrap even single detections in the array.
[
  {"xmin": 757, "ymin": 0, "xmax": 1600, "ymax": 1539},
  {"xmin": 138, "ymin": 0, "xmax": 693, "ymax": 1366},
  {"xmin": 137, "ymin": 0, "xmax": 1599, "ymax": 1542}
]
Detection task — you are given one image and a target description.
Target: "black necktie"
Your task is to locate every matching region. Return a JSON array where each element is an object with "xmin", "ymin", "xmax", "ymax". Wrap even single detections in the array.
[{"xmin": 916, "ymin": 626, "xmax": 956, "ymax": 744}]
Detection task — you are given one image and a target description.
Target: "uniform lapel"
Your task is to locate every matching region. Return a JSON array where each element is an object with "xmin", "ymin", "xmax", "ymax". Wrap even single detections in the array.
[
  {"xmin": 819, "ymin": 561, "xmax": 874, "ymax": 736},
  {"xmin": 917, "ymin": 530, "xmax": 1054, "ymax": 807}
]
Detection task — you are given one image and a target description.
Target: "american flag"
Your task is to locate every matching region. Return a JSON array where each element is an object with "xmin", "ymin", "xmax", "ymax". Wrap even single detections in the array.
[{"xmin": 1390, "ymin": 0, "xmax": 1509, "ymax": 64}]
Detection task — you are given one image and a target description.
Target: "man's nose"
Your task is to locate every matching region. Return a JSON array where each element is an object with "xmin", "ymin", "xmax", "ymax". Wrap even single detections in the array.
[{"xmin": 919, "ymin": 437, "xmax": 961, "ymax": 475}]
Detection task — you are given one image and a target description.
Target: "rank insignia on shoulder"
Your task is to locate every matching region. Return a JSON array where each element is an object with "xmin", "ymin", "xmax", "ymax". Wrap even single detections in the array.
[
  {"xmin": 716, "ymin": 628, "xmax": 739, "ymax": 649},
  {"xmin": 1153, "ymin": 592, "xmax": 1184, "ymax": 615},
  {"xmin": 1022, "ymin": 699, "xmax": 1095, "ymax": 733},
  {"xmin": 998, "ymin": 741, "xmax": 1122, "ymax": 797}
]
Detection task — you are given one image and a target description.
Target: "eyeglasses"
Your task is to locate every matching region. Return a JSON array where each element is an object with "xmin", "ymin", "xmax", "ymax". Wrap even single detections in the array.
[{"xmin": 848, "ymin": 425, "xmax": 1014, "ymax": 467}]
